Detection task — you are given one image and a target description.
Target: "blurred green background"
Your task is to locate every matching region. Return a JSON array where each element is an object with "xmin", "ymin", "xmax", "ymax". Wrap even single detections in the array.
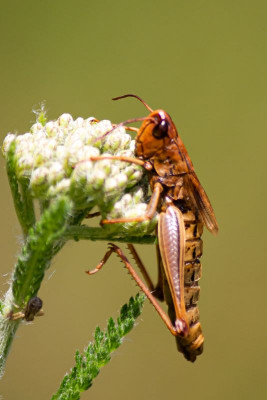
[{"xmin": 0, "ymin": 1, "xmax": 266, "ymax": 399}]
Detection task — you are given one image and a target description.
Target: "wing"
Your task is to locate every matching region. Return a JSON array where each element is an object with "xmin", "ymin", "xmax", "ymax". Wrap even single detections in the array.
[
  {"xmin": 158, "ymin": 205, "xmax": 189, "ymax": 336},
  {"xmin": 174, "ymin": 134, "xmax": 219, "ymax": 235},
  {"xmin": 185, "ymin": 172, "xmax": 219, "ymax": 235}
]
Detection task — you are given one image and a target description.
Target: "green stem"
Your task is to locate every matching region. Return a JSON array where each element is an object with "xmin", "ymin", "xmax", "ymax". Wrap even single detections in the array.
[
  {"xmin": 40, "ymin": 199, "xmax": 50, "ymax": 214},
  {"xmin": 20, "ymin": 179, "xmax": 36, "ymax": 229},
  {"xmin": 12, "ymin": 196, "xmax": 72, "ymax": 307},
  {"xmin": 6, "ymin": 142, "xmax": 29, "ymax": 237},
  {"xmin": 0, "ymin": 197, "xmax": 72, "ymax": 376},
  {"xmin": 63, "ymin": 225, "xmax": 157, "ymax": 244},
  {"xmin": 0, "ymin": 288, "xmax": 20, "ymax": 378}
]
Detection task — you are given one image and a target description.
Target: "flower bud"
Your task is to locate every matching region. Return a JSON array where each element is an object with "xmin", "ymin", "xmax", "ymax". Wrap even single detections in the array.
[
  {"xmin": 133, "ymin": 188, "xmax": 144, "ymax": 204},
  {"xmin": 57, "ymin": 113, "xmax": 73, "ymax": 127},
  {"xmin": 73, "ymin": 117, "xmax": 84, "ymax": 127},
  {"xmin": 30, "ymin": 166, "xmax": 50, "ymax": 196},
  {"xmin": 16, "ymin": 154, "xmax": 34, "ymax": 178},
  {"xmin": 46, "ymin": 121, "xmax": 61, "ymax": 137},
  {"xmin": 47, "ymin": 178, "xmax": 70, "ymax": 198},
  {"xmin": 2, "ymin": 134, "xmax": 16, "ymax": 157},
  {"xmin": 47, "ymin": 162, "xmax": 65, "ymax": 185},
  {"xmin": 30, "ymin": 122, "xmax": 43, "ymax": 134}
]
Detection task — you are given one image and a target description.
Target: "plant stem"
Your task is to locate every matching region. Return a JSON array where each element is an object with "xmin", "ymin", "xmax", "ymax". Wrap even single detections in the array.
[
  {"xmin": 6, "ymin": 142, "xmax": 31, "ymax": 238},
  {"xmin": 0, "ymin": 289, "xmax": 20, "ymax": 378},
  {"xmin": 63, "ymin": 225, "xmax": 157, "ymax": 244},
  {"xmin": 0, "ymin": 197, "xmax": 72, "ymax": 376}
]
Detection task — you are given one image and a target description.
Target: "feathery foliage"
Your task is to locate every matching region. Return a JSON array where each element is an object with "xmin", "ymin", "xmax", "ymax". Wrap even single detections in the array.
[{"xmin": 51, "ymin": 294, "xmax": 145, "ymax": 400}]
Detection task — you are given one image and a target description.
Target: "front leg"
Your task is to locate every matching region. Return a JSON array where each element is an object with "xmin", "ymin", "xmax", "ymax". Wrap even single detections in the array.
[{"xmin": 75, "ymin": 155, "xmax": 146, "ymax": 168}]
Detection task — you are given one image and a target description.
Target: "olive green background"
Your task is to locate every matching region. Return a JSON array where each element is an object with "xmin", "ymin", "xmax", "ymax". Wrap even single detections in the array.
[{"xmin": 0, "ymin": 1, "xmax": 266, "ymax": 399}]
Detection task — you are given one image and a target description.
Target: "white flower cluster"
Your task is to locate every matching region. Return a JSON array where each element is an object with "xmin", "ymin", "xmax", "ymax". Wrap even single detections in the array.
[
  {"xmin": 107, "ymin": 188, "xmax": 157, "ymax": 234},
  {"xmin": 2, "ymin": 113, "xmax": 157, "ymax": 233}
]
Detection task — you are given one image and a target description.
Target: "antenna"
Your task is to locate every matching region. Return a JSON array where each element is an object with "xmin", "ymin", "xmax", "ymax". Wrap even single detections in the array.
[
  {"xmin": 112, "ymin": 94, "xmax": 154, "ymax": 113},
  {"xmin": 94, "ymin": 116, "xmax": 155, "ymax": 142}
]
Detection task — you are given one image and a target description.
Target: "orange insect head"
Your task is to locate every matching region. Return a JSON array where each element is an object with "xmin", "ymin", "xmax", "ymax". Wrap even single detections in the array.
[
  {"xmin": 112, "ymin": 94, "xmax": 192, "ymax": 178},
  {"xmin": 136, "ymin": 109, "xmax": 176, "ymax": 159}
]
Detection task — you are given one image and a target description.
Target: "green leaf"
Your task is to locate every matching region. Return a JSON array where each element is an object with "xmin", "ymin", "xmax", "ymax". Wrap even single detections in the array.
[{"xmin": 51, "ymin": 293, "xmax": 145, "ymax": 400}]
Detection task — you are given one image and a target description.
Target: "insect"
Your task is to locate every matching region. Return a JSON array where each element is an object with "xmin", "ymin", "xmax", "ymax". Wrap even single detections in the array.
[
  {"xmin": 86, "ymin": 94, "xmax": 218, "ymax": 362},
  {"xmin": 8, "ymin": 296, "xmax": 44, "ymax": 322}
]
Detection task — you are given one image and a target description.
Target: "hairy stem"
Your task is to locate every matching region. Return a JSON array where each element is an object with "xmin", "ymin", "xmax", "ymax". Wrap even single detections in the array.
[
  {"xmin": 0, "ymin": 197, "xmax": 72, "ymax": 376},
  {"xmin": 63, "ymin": 225, "xmax": 157, "ymax": 244},
  {"xmin": 6, "ymin": 142, "xmax": 30, "ymax": 238}
]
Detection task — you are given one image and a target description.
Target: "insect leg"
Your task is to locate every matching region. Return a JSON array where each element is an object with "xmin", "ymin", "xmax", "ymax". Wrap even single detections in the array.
[
  {"xmin": 124, "ymin": 127, "xmax": 139, "ymax": 133},
  {"xmin": 75, "ymin": 155, "xmax": 145, "ymax": 168},
  {"xmin": 101, "ymin": 182, "xmax": 162, "ymax": 224},
  {"xmin": 85, "ymin": 246, "xmax": 114, "ymax": 275},
  {"xmin": 88, "ymin": 242, "xmax": 178, "ymax": 336},
  {"xmin": 154, "ymin": 245, "xmax": 165, "ymax": 301},
  {"xmin": 127, "ymin": 244, "xmax": 156, "ymax": 293},
  {"xmin": 35, "ymin": 310, "xmax": 44, "ymax": 317},
  {"xmin": 113, "ymin": 125, "xmax": 139, "ymax": 133},
  {"xmin": 8, "ymin": 311, "xmax": 25, "ymax": 320}
]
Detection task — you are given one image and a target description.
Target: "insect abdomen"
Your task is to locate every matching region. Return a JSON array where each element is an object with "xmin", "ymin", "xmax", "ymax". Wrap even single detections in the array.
[{"xmin": 177, "ymin": 208, "xmax": 204, "ymax": 362}]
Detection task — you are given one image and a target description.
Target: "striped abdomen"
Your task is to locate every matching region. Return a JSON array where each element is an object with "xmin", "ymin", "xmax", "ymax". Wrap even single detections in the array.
[{"xmin": 178, "ymin": 207, "xmax": 204, "ymax": 362}]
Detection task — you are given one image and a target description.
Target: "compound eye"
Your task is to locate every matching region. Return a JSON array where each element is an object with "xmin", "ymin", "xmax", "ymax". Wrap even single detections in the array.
[{"xmin": 152, "ymin": 120, "xmax": 169, "ymax": 139}]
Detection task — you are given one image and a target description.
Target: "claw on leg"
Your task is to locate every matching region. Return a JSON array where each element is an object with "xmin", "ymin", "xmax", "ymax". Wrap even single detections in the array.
[{"xmin": 85, "ymin": 246, "xmax": 114, "ymax": 275}]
